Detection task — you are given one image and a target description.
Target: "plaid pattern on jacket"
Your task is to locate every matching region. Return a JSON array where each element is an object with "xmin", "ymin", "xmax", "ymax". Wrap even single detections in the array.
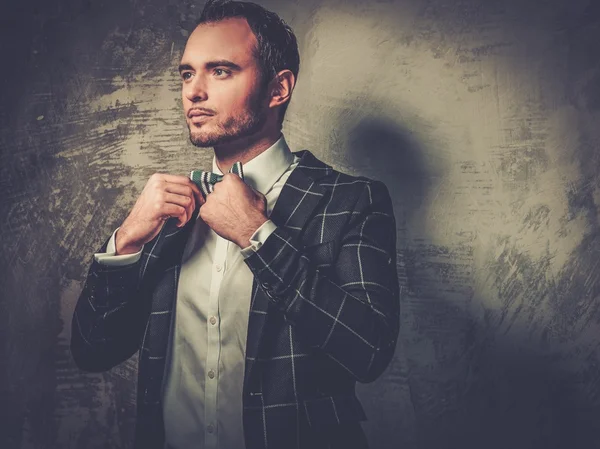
[{"xmin": 71, "ymin": 149, "xmax": 400, "ymax": 449}]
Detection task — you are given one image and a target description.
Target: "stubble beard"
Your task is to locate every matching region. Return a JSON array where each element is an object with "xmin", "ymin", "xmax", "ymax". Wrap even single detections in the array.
[{"xmin": 188, "ymin": 93, "xmax": 267, "ymax": 148}]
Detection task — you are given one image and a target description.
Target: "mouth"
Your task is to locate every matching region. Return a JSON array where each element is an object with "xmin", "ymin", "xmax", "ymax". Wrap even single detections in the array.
[
  {"xmin": 188, "ymin": 108, "xmax": 214, "ymax": 118},
  {"xmin": 190, "ymin": 114, "xmax": 212, "ymax": 125},
  {"xmin": 188, "ymin": 109, "xmax": 214, "ymax": 126}
]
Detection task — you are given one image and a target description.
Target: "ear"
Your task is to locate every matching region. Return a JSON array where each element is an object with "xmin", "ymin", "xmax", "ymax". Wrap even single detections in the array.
[{"xmin": 268, "ymin": 69, "xmax": 296, "ymax": 110}]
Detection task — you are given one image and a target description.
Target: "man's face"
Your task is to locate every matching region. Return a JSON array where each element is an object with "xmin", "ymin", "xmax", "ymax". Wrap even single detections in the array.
[{"xmin": 179, "ymin": 18, "xmax": 268, "ymax": 148}]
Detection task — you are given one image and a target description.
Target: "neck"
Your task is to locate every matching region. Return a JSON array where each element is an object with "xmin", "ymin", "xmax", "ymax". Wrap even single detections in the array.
[{"xmin": 214, "ymin": 127, "xmax": 282, "ymax": 173}]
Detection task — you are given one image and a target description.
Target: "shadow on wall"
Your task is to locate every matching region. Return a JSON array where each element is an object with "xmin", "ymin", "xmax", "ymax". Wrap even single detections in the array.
[
  {"xmin": 345, "ymin": 115, "xmax": 431, "ymax": 226},
  {"xmin": 329, "ymin": 104, "xmax": 600, "ymax": 449},
  {"xmin": 327, "ymin": 107, "xmax": 432, "ymax": 448}
]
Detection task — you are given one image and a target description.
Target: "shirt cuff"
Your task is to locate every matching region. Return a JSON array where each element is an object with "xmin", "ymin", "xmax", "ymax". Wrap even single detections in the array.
[
  {"xmin": 94, "ymin": 227, "xmax": 143, "ymax": 266},
  {"xmin": 240, "ymin": 220, "xmax": 278, "ymax": 259}
]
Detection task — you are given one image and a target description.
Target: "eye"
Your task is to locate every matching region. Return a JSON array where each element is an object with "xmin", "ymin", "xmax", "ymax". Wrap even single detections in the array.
[
  {"xmin": 181, "ymin": 71, "xmax": 193, "ymax": 81},
  {"xmin": 213, "ymin": 68, "xmax": 231, "ymax": 78}
]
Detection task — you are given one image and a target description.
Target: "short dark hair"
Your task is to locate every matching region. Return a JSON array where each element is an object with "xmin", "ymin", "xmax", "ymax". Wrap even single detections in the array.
[{"xmin": 197, "ymin": 0, "xmax": 300, "ymax": 124}]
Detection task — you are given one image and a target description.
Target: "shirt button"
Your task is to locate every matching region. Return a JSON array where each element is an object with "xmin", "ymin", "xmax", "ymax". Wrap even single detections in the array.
[
  {"xmin": 207, "ymin": 424, "xmax": 215, "ymax": 434},
  {"xmin": 208, "ymin": 370, "xmax": 215, "ymax": 379},
  {"xmin": 209, "ymin": 316, "xmax": 217, "ymax": 325},
  {"xmin": 215, "ymin": 264, "xmax": 222, "ymax": 272}
]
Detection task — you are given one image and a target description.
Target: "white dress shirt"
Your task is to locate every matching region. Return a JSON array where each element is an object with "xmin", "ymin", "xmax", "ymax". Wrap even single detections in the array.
[{"xmin": 94, "ymin": 135, "xmax": 299, "ymax": 449}]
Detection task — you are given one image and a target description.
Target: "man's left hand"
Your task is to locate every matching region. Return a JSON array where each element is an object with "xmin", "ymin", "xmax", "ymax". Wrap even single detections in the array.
[{"xmin": 199, "ymin": 173, "xmax": 268, "ymax": 248}]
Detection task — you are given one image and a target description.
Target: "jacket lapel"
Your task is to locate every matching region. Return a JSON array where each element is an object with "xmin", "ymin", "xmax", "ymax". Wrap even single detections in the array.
[
  {"xmin": 243, "ymin": 150, "xmax": 333, "ymax": 389},
  {"xmin": 138, "ymin": 208, "xmax": 199, "ymax": 406}
]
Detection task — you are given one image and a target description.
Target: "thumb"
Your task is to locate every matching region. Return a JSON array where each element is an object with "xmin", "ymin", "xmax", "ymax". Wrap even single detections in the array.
[{"xmin": 250, "ymin": 187, "xmax": 267, "ymax": 210}]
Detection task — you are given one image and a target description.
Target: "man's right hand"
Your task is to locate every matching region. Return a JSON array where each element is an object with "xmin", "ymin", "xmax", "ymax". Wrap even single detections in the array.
[{"xmin": 115, "ymin": 173, "xmax": 204, "ymax": 255}]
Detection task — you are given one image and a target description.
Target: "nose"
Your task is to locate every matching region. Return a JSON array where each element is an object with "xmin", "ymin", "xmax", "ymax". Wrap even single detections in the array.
[{"xmin": 183, "ymin": 75, "xmax": 208, "ymax": 103}]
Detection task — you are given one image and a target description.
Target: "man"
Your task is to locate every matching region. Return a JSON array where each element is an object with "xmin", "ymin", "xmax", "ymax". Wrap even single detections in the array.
[{"xmin": 71, "ymin": 1, "xmax": 400, "ymax": 448}]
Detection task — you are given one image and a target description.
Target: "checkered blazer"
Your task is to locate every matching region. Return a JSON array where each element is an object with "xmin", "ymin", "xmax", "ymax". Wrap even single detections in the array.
[{"xmin": 71, "ymin": 150, "xmax": 400, "ymax": 449}]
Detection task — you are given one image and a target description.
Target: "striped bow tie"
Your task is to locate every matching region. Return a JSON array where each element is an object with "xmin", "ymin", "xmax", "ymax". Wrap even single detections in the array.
[{"xmin": 190, "ymin": 161, "xmax": 244, "ymax": 200}]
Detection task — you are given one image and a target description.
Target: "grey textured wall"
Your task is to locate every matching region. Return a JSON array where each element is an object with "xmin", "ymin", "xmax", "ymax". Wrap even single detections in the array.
[{"xmin": 1, "ymin": 0, "xmax": 599, "ymax": 448}]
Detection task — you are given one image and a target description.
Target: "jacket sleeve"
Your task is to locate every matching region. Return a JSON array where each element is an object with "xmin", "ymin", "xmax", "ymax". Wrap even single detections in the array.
[
  {"xmin": 70, "ymin": 235, "xmax": 149, "ymax": 373},
  {"xmin": 243, "ymin": 180, "xmax": 400, "ymax": 383}
]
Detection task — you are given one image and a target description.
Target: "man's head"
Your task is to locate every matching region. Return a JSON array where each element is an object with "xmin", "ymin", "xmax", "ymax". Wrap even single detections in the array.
[{"xmin": 180, "ymin": 0, "xmax": 300, "ymax": 148}]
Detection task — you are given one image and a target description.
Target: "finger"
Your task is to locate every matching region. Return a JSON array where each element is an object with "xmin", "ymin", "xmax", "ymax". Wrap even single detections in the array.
[
  {"xmin": 213, "ymin": 173, "xmax": 241, "ymax": 193},
  {"xmin": 162, "ymin": 192, "xmax": 194, "ymax": 226},
  {"xmin": 188, "ymin": 181, "xmax": 205, "ymax": 207},
  {"xmin": 161, "ymin": 203, "xmax": 188, "ymax": 227},
  {"xmin": 164, "ymin": 182, "xmax": 194, "ymax": 196},
  {"xmin": 152, "ymin": 173, "xmax": 195, "ymax": 185},
  {"xmin": 152, "ymin": 173, "xmax": 204, "ymax": 202},
  {"xmin": 247, "ymin": 186, "xmax": 267, "ymax": 209},
  {"xmin": 164, "ymin": 183, "xmax": 198, "ymax": 214},
  {"xmin": 248, "ymin": 184, "xmax": 263, "ymax": 196},
  {"xmin": 164, "ymin": 177, "xmax": 205, "ymax": 207},
  {"xmin": 167, "ymin": 176, "xmax": 204, "ymax": 207},
  {"xmin": 223, "ymin": 172, "xmax": 244, "ymax": 184}
]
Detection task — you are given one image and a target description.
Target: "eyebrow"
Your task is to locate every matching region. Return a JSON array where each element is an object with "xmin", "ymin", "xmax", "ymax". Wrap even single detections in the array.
[{"xmin": 178, "ymin": 60, "xmax": 243, "ymax": 73}]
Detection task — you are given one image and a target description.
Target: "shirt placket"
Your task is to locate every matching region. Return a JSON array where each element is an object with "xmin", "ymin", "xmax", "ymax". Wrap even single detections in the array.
[{"xmin": 205, "ymin": 234, "xmax": 228, "ymax": 448}]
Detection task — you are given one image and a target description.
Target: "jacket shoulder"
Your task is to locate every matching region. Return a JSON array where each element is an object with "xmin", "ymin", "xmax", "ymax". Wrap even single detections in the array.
[{"xmin": 295, "ymin": 149, "xmax": 378, "ymax": 195}]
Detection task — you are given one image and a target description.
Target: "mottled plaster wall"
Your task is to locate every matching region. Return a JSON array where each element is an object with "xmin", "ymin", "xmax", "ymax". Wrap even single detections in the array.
[{"xmin": 1, "ymin": 0, "xmax": 599, "ymax": 448}]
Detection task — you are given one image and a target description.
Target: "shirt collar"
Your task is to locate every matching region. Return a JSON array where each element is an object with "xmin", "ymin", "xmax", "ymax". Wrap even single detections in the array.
[{"xmin": 211, "ymin": 134, "xmax": 294, "ymax": 195}]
